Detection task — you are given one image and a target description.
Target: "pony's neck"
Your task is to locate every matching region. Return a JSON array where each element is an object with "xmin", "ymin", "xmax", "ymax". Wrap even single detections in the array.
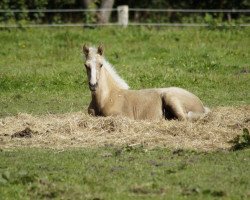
[
  {"xmin": 91, "ymin": 58, "xmax": 129, "ymax": 109},
  {"xmin": 92, "ymin": 66, "xmax": 123, "ymax": 108}
]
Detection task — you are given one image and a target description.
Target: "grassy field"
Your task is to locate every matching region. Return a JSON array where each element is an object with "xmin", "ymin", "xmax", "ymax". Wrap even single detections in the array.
[
  {"xmin": 0, "ymin": 27, "xmax": 249, "ymax": 199},
  {"xmin": 0, "ymin": 147, "xmax": 250, "ymax": 199},
  {"xmin": 0, "ymin": 27, "xmax": 249, "ymax": 117}
]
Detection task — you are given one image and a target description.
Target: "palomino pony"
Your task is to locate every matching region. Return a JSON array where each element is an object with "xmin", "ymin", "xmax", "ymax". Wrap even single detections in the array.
[{"xmin": 82, "ymin": 45, "xmax": 209, "ymax": 121}]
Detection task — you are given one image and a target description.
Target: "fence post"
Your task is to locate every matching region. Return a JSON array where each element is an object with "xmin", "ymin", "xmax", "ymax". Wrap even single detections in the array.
[{"xmin": 117, "ymin": 5, "xmax": 129, "ymax": 27}]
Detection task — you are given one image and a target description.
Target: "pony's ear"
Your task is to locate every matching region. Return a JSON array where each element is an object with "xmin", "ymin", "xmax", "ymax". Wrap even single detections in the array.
[
  {"xmin": 83, "ymin": 44, "xmax": 89, "ymax": 57},
  {"xmin": 97, "ymin": 45, "xmax": 104, "ymax": 56}
]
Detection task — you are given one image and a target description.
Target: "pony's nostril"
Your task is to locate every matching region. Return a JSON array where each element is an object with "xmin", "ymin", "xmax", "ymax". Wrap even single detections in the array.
[{"xmin": 89, "ymin": 82, "xmax": 98, "ymax": 91}]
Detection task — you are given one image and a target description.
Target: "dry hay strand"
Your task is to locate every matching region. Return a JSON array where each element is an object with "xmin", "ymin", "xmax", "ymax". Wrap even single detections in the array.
[{"xmin": 0, "ymin": 106, "xmax": 249, "ymax": 151}]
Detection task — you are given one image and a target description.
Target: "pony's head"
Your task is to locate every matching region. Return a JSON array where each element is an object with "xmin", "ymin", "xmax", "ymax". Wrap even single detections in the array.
[{"xmin": 83, "ymin": 44, "xmax": 104, "ymax": 92}]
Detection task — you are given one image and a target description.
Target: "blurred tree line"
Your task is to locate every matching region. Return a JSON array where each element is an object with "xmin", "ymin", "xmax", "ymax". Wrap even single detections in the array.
[{"xmin": 0, "ymin": 0, "xmax": 249, "ymax": 24}]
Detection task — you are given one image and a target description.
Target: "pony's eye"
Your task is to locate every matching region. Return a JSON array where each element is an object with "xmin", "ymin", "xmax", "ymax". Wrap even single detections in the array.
[
  {"xmin": 84, "ymin": 64, "xmax": 88, "ymax": 68},
  {"xmin": 100, "ymin": 64, "xmax": 103, "ymax": 68}
]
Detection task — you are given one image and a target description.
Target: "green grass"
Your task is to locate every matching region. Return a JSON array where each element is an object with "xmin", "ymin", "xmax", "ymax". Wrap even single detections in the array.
[
  {"xmin": 0, "ymin": 27, "xmax": 249, "ymax": 117},
  {"xmin": 0, "ymin": 147, "xmax": 249, "ymax": 199}
]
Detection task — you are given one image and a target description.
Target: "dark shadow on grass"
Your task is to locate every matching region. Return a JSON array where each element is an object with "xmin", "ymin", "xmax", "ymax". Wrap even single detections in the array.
[{"xmin": 229, "ymin": 128, "xmax": 250, "ymax": 151}]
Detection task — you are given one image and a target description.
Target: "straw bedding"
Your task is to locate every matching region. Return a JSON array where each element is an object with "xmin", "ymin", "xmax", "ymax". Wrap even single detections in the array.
[{"xmin": 0, "ymin": 106, "xmax": 249, "ymax": 151}]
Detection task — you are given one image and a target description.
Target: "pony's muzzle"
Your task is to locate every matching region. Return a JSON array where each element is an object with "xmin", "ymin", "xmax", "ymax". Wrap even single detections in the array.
[{"xmin": 89, "ymin": 82, "xmax": 98, "ymax": 91}]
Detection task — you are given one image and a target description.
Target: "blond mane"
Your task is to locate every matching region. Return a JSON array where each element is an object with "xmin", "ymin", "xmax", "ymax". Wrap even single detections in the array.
[{"xmin": 102, "ymin": 59, "xmax": 129, "ymax": 90}]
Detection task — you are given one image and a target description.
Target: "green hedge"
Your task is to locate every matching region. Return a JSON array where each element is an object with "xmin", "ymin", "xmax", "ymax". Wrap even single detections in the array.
[
  {"xmin": 0, "ymin": 0, "xmax": 86, "ymax": 24},
  {"xmin": 0, "ymin": 0, "xmax": 249, "ymax": 24}
]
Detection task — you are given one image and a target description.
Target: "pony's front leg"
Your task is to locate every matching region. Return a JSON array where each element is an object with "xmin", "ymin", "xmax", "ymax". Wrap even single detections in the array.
[
  {"xmin": 88, "ymin": 106, "xmax": 96, "ymax": 116},
  {"xmin": 87, "ymin": 100, "xmax": 100, "ymax": 116}
]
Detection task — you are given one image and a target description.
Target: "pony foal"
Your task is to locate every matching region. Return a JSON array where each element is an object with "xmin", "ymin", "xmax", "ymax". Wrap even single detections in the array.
[{"xmin": 82, "ymin": 44, "xmax": 209, "ymax": 121}]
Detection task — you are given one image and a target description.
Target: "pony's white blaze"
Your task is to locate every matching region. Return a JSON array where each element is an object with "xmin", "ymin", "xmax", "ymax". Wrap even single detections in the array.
[{"xmin": 89, "ymin": 61, "xmax": 97, "ymax": 85}]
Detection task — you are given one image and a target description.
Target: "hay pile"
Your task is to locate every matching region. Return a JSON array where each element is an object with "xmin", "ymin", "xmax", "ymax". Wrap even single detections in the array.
[{"xmin": 0, "ymin": 106, "xmax": 249, "ymax": 151}]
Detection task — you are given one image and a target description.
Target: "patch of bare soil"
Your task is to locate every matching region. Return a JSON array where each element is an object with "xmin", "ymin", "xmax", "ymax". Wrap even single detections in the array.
[{"xmin": 0, "ymin": 106, "xmax": 249, "ymax": 151}]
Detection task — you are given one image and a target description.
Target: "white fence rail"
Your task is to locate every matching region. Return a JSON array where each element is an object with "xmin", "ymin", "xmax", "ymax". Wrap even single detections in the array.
[{"xmin": 0, "ymin": 7, "xmax": 249, "ymax": 28}]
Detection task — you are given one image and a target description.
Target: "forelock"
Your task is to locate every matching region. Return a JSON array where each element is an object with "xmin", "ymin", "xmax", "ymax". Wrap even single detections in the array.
[{"xmin": 86, "ymin": 47, "xmax": 103, "ymax": 61}]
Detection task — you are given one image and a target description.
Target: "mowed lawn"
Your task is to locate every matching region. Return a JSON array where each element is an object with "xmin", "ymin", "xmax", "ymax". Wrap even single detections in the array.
[{"xmin": 0, "ymin": 27, "xmax": 249, "ymax": 199}]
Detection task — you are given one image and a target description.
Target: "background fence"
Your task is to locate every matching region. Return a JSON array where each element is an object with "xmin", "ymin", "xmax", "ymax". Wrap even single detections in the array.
[{"xmin": 0, "ymin": 6, "xmax": 250, "ymax": 28}]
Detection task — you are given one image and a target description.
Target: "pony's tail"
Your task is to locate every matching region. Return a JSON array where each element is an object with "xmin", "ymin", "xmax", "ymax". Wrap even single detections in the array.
[{"xmin": 187, "ymin": 106, "xmax": 210, "ymax": 121}]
